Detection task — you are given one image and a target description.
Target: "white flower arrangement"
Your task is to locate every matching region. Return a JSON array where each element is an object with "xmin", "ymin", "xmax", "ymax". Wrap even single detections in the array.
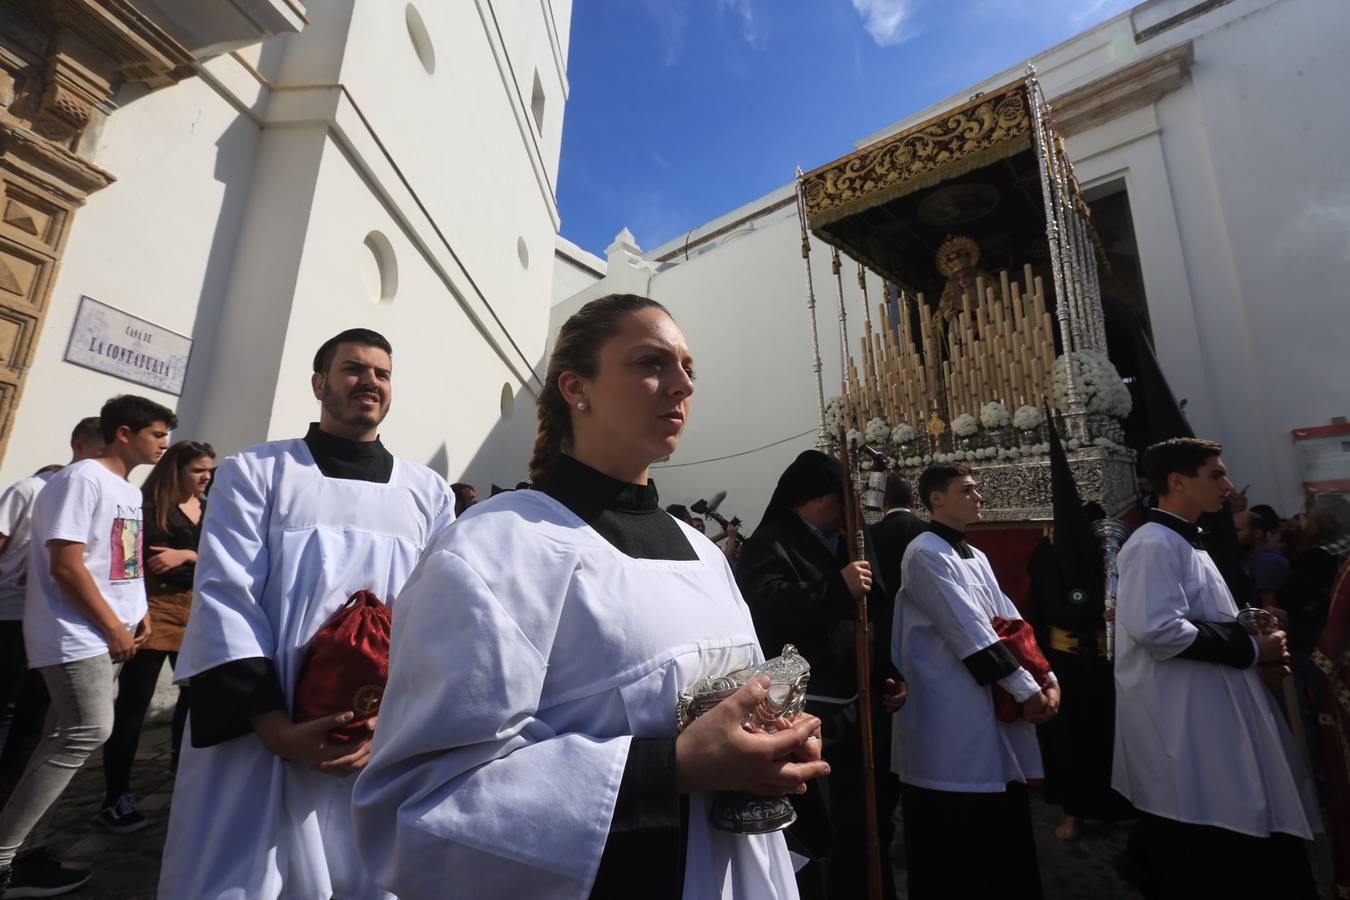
[
  {"xmin": 891, "ymin": 422, "xmax": 915, "ymax": 446},
  {"xmin": 861, "ymin": 458, "xmax": 874, "ymax": 471},
  {"xmin": 1012, "ymin": 405, "xmax": 1043, "ymax": 431},
  {"xmin": 1050, "ymin": 351, "xmax": 1133, "ymax": 419},
  {"xmin": 952, "ymin": 413, "xmax": 979, "ymax": 437},
  {"xmin": 845, "ymin": 428, "xmax": 863, "ymax": 452},
  {"xmin": 864, "ymin": 417, "xmax": 891, "ymax": 446},
  {"xmin": 1092, "ymin": 436, "xmax": 1132, "ymax": 455},
  {"xmin": 824, "ymin": 396, "xmax": 845, "ymax": 434},
  {"xmin": 978, "ymin": 401, "xmax": 1010, "ymax": 430}
]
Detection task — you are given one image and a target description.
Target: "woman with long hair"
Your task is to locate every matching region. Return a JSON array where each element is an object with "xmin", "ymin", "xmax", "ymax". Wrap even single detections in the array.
[
  {"xmin": 97, "ymin": 440, "xmax": 214, "ymax": 833},
  {"xmin": 354, "ymin": 294, "xmax": 824, "ymax": 899}
]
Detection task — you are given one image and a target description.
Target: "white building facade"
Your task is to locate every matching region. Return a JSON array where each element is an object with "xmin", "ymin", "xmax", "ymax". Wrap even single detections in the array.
[
  {"xmin": 557, "ymin": 0, "xmax": 1349, "ymax": 523},
  {"xmin": 0, "ymin": 0, "xmax": 572, "ymax": 491}
]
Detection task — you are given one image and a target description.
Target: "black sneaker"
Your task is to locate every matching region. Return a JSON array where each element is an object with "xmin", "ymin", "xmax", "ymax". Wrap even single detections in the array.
[
  {"xmin": 96, "ymin": 792, "xmax": 149, "ymax": 835},
  {"xmin": 5, "ymin": 848, "xmax": 90, "ymax": 898}
]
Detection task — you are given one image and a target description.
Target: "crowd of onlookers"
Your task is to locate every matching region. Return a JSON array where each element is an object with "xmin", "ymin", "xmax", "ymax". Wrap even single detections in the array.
[{"xmin": 0, "ymin": 403, "xmax": 213, "ymax": 894}]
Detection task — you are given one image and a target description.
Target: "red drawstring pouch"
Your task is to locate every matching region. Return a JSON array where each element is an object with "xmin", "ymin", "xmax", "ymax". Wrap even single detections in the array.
[
  {"xmin": 292, "ymin": 590, "xmax": 392, "ymax": 742},
  {"xmin": 990, "ymin": 616, "xmax": 1054, "ymax": 723}
]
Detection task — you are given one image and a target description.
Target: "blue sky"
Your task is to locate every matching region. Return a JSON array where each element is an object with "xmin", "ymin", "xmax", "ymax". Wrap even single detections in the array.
[{"xmin": 557, "ymin": 0, "xmax": 1136, "ymax": 257}]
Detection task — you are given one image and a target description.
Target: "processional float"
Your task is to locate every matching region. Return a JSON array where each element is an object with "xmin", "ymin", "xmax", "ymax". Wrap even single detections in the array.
[
  {"xmin": 792, "ymin": 71, "xmax": 1138, "ymax": 897},
  {"xmin": 796, "ymin": 69, "xmax": 1138, "ymax": 523}
]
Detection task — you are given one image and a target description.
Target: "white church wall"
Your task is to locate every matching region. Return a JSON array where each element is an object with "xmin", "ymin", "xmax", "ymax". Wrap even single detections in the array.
[
  {"xmin": 1150, "ymin": 0, "xmax": 1350, "ymax": 511},
  {"xmin": 261, "ymin": 132, "xmax": 533, "ymax": 481},
  {"xmin": 333, "ymin": 0, "xmax": 565, "ymax": 364},
  {"xmin": 0, "ymin": 66, "xmax": 264, "ymax": 485},
  {"xmin": 552, "ymin": 235, "xmax": 604, "ymax": 306},
  {"xmin": 189, "ymin": 122, "xmax": 330, "ymax": 456},
  {"xmin": 1, "ymin": 0, "xmax": 574, "ymax": 495}
]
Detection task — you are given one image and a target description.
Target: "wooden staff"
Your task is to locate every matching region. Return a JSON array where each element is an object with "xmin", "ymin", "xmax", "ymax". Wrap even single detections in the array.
[{"xmin": 836, "ymin": 431, "xmax": 885, "ymax": 900}]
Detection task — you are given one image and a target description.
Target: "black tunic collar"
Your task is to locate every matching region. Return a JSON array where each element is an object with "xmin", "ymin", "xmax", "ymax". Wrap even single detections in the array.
[
  {"xmin": 532, "ymin": 452, "xmax": 660, "ymax": 519},
  {"xmin": 929, "ymin": 520, "xmax": 974, "ymax": 559},
  {"xmin": 1147, "ymin": 508, "xmax": 1206, "ymax": 550},
  {"xmin": 531, "ymin": 454, "xmax": 695, "ymax": 561},
  {"xmin": 303, "ymin": 422, "xmax": 394, "ymax": 484}
]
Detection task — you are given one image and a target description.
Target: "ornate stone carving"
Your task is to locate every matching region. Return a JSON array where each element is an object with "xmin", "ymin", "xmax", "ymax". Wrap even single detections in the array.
[
  {"xmin": 968, "ymin": 448, "xmax": 1137, "ymax": 522},
  {"xmin": 0, "ymin": 0, "xmax": 194, "ymax": 462},
  {"xmin": 802, "ymin": 82, "xmax": 1032, "ymax": 230},
  {"xmin": 889, "ymin": 447, "xmax": 1137, "ymax": 523},
  {"xmin": 33, "ymin": 67, "xmax": 97, "ymax": 143}
]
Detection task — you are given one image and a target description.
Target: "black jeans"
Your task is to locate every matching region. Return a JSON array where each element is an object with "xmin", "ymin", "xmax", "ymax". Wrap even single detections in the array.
[
  {"xmin": 0, "ymin": 622, "xmax": 24, "ymax": 715},
  {"xmin": 0, "ymin": 624, "xmax": 48, "ymax": 812},
  {"xmin": 101, "ymin": 649, "xmax": 188, "ymax": 806}
]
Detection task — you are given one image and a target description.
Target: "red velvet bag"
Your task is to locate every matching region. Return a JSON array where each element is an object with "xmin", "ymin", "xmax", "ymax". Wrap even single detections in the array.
[
  {"xmin": 292, "ymin": 590, "xmax": 392, "ymax": 742},
  {"xmin": 990, "ymin": 616, "xmax": 1054, "ymax": 723}
]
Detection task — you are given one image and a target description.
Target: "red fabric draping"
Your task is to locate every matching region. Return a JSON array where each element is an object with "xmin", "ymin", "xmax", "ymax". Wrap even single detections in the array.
[
  {"xmin": 990, "ymin": 616, "xmax": 1055, "ymax": 723},
  {"xmin": 968, "ymin": 526, "xmax": 1045, "ymax": 611}
]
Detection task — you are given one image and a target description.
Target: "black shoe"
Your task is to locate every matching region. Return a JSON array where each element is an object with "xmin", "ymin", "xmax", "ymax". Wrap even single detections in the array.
[
  {"xmin": 96, "ymin": 792, "xmax": 149, "ymax": 835},
  {"xmin": 4, "ymin": 849, "xmax": 90, "ymax": 898}
]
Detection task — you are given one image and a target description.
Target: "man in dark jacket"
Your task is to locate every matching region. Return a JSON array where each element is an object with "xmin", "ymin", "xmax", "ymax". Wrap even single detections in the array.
[
  {"xmin": 871, "ymin": 473, "xmax": 926, "ymax": 599},
  {"xmin": 737, "ymin": 449, "xmax": 898, "ymax": 900}
]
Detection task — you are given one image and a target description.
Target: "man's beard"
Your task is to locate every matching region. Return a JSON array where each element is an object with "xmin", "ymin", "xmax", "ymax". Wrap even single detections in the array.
[{"xmin": 321, "ymin": 382, "xmax": 386, "ymax": 430}]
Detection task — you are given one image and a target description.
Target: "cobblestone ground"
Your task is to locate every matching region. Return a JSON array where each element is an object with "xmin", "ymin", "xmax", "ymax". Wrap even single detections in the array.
[
  {"xmin": 40, "ymin": 717, "xmax": 174, "ymax": 899},
  {"xmin": 39, "ymin": 714, "xmax": 1145, "ymax": 900}
]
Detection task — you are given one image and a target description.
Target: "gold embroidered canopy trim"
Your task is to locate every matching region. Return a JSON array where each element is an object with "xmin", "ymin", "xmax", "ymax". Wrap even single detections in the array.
[{"xmin": 802, "ymin": 80, "xmax": 1033, "ymax": 231}]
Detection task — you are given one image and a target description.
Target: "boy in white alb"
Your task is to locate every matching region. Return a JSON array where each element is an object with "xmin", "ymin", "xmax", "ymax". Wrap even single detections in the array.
[{"xmin": 0, "ymin": 396, "xmax": 174, "ymax": 893}]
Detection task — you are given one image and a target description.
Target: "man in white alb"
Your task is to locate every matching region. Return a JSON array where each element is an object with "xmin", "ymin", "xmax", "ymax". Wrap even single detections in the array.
[
  {"xmin": 1113, "ymin": 437, "xmax": 1318, "ymax": 899},
  {"xmin": 160, "ymin": 328, "xmax": 452, "ymax": 900},
  {"xmin": 892, "ymin": 463, "xmax": 1058, "ymax": 899}
]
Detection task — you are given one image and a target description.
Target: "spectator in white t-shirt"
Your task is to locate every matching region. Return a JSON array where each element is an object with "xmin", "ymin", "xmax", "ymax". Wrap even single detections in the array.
[
  {"xmin": 0, "ymin": 396, "xmax": 174, "ymax": 895},
  {"xmin": 0, "ymin": 417, "xmax": 103, "ymax": 713},
  {"xmin": 0, "ymin": 418, "xmax": 103, "ymax": 896}
]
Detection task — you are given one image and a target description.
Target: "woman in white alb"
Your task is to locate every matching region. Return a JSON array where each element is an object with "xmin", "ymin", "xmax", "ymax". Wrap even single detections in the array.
[{"xmin": 353, "ymin": 294, "xmax": 825, "ymax": 899}]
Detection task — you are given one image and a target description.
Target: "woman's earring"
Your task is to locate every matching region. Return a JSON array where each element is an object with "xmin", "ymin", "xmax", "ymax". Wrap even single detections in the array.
[{"xmin": 577, "ymin": 401, "xmax": 588, "ymax": 411}]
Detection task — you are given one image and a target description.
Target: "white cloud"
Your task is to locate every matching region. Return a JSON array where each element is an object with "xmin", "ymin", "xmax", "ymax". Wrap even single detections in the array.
[
  {"xmin": 717, "ymin": 0, "xmax": 762, "ymax": 48},
  {"xmin": 638, "ymin": 0, "xmax": 689, "ymax": 66},
  {"xmin": 851, "ymin": 0, "xmax": 917, "ymax": 47}
]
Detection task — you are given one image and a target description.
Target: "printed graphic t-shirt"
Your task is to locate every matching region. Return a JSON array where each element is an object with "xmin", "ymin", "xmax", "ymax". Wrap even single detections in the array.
[
  {"xmin": 0, "ymin": 471, "xmax": 54, "ymax": 620},
  {"xmin": 24, "ymin": 459, "xmax": 147, "ymax": 667}
]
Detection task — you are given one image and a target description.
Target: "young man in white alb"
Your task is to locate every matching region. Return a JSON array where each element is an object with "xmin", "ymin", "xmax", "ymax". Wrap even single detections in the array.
[
  {"xmin": 1113, "ymin": 437, "xmax": 1318, "ymax": 899},
  {"xmin": 892, "ymin": 463, "xmax": 1059, "ymax": 899},
  {"xmin": 0, "ymin": 396, "xmax": 174, "ymax": 893},
  {"xmin": 161, "ymin": 328, "xmax": 452, "ymax": 900}
]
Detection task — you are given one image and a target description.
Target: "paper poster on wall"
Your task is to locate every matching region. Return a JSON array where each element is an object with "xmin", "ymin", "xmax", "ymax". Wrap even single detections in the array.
[
  {"xmin": 1291, "ymin": 423, "xmax": 1350, "ymax": 494},
  {"xmin": 63, "ymin": 296, "xmax": 192, "ymax": 396}
]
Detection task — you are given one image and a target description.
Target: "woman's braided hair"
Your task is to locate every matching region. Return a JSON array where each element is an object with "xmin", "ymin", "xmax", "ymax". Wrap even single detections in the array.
[{"xmin": 528, "ymin": 293, "xmax": 668, "ymax": 482}]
